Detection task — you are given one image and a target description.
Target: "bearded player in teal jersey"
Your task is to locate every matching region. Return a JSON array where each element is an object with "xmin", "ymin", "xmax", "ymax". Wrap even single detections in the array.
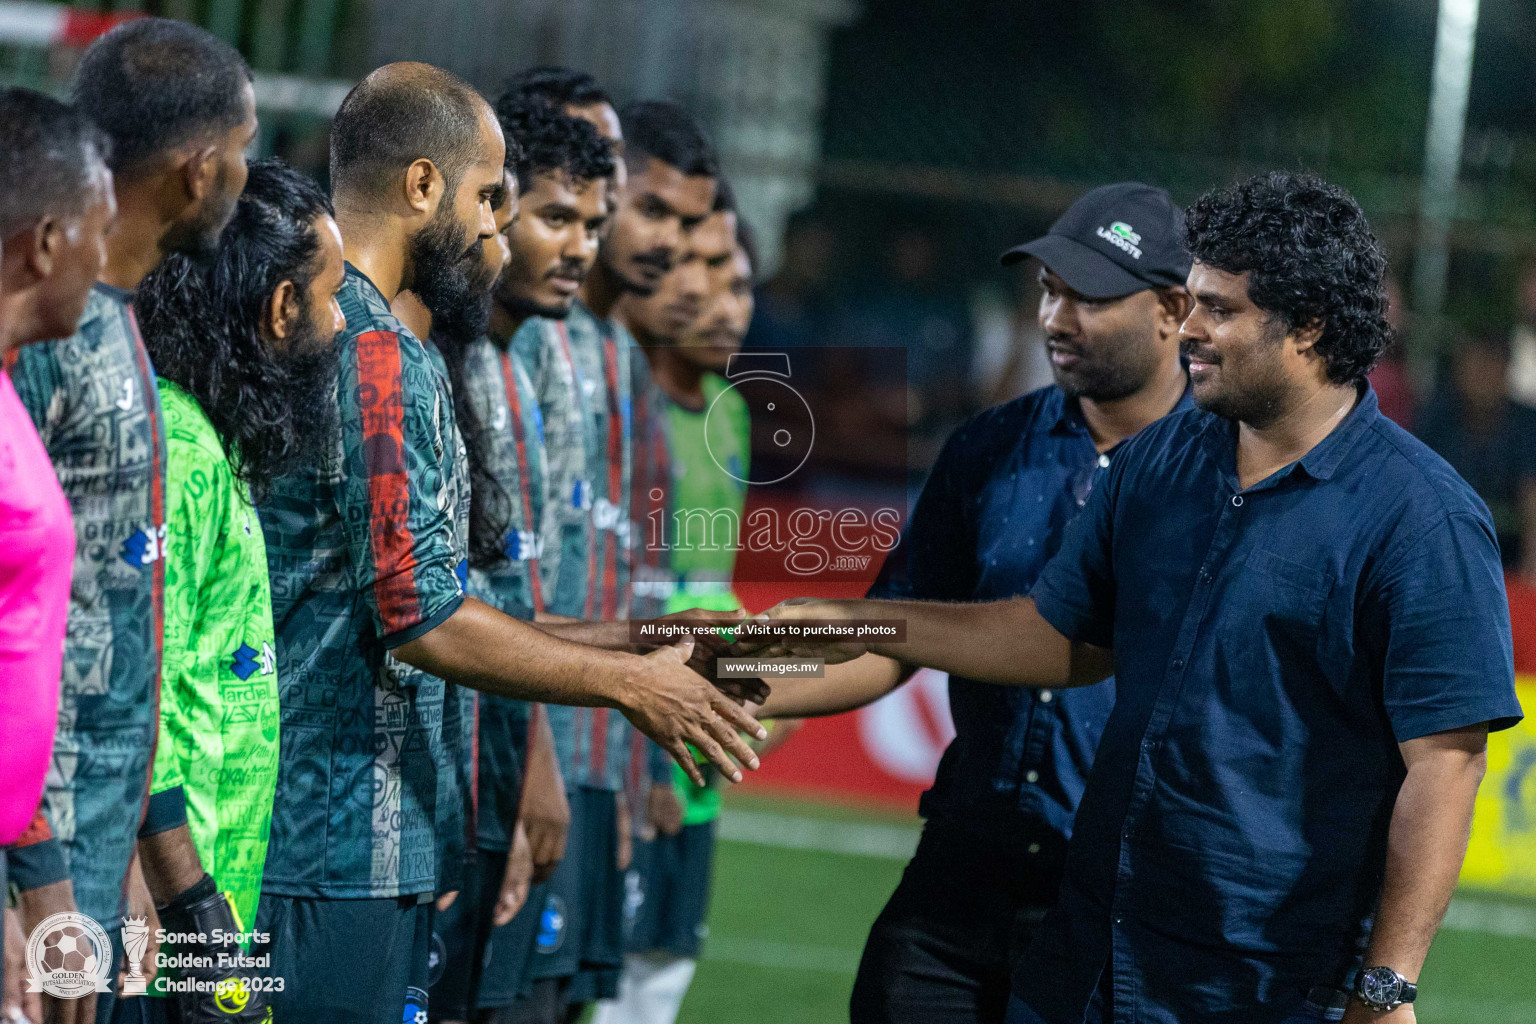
[{"xmin": 254, "ymin": 65, "xmax": 760, "ymax": 1024}]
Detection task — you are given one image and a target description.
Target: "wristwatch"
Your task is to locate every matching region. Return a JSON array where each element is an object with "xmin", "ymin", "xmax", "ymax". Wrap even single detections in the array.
[{"xmin": 1354, "ymin": 966, "xmax": 1418, "ymax": 1011}]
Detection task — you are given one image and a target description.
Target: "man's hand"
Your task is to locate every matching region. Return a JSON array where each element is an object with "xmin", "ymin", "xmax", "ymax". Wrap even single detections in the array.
[
  {"xmin": 619, "ymin": 640, "xmax": 765, "ymax": 786},
  {"xmin": 16, "ymin": 879, "xmax": 95, "ymax": 1024},
  {"xmin": 492, "ymin": 822, "xmax": 535, "ymax": 927},
  {"xmin": 520, "ymin": 710, "xmax": 571, "ymax": 884},
  {"xmin": 4, "ymin": 907, "xmax": 42, "ymax": 1024},
  {"xmin": 647, "ymin": 781, "xmax": 684, "ymax": 838},
  {"xmin": 615, "ymin": 792, "xmax": 633, "ymax": 872},
  {"xmin": 435, "ymin": 891, "xmax": 459, "ymax": 912},
  {"xmin": 651, "ymin": 606, "xmax": 770, "ymax": 704},
  {"xmin": 732, "ymin": 599, "xmax": 867, "ymax": 663}
]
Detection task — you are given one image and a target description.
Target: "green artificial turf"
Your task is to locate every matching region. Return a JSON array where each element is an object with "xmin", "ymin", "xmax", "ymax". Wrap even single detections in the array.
[{"xmin": 670, "ymin": 793, "xmax": 1536, "ymax": 1024}]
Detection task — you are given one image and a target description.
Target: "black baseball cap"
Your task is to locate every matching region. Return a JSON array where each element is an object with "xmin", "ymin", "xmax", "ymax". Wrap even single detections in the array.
[{"xmin": 1001, "ymin": 182, "xmax": 1191, "ymax": 299}]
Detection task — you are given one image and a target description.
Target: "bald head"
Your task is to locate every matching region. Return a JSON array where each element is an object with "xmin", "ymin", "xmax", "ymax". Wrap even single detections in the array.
[{"xmin": 330, "ymin": 62, "xmax": 498, "ymax": 206}]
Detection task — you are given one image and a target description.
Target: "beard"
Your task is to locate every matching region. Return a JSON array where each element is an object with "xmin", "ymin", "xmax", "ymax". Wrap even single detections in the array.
[
  {"xmin": 1049, "ymin": 324, "xmax": 1164, "ymax": 403},
  {"xmin": 410, "ymin": 204, "xmax": 485, "ymax": 328},
  {"xmin": 273, "ymin": 311, "xmax": 341, "ymax": 474}
]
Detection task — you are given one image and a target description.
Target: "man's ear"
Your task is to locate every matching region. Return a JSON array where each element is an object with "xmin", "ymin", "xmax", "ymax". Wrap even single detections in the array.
[
  {"xmin": 1291, "ymin": 319, "xmax": 1325, "ymax": 355},
  {"xmin": 403, "ymin": 158, "xmax": 440, "ymax": 216},
  {"xmin": 265, "ymin": 279, "xmax": 297, "ymax": 344},
  {"xmin": 20, "ymin": 218, "xmax": 63, "ymax": 284},
  {"xmin": 1156, "ymin": 287, "xmax": 1193, "ymax": 335},
  {"xmin": 180, "ymin": 145, "xmax": 219, "ymax": 204}
]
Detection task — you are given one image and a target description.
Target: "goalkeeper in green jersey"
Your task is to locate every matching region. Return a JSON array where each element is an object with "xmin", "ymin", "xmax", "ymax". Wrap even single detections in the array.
[{"xmin": 134, "ymin": 160, "xmax": 347, "ymax": 1018}]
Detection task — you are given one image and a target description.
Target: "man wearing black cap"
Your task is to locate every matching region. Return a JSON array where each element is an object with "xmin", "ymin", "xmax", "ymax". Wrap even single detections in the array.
[{"xmin": 751, "ymin": 182, "xmax": 1192, "ymax": 1024}]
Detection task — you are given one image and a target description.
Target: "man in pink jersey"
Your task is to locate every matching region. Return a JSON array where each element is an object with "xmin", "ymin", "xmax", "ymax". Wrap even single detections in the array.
[{"xmin": 0, "ymin": 87, "xmax": 115, "ymax": 1020}]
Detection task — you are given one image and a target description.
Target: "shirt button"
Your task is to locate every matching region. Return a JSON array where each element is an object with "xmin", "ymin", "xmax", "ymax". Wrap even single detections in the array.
[
  {"xmin": 1025, "ymin": 770, "xmax": 1040, "ymax": 784},
  {"xmin": 1027, "ymin": 843, "xmax": 1041, "ymax": 855},
  {"xmin": 1198, "ymin": 568, "xmax": 1212, "ymax": 583},
  {"xmin": 1171, "ymin": 658, "xmax": 1184, "ymax": 671},
  {"xmin": 1039, "ymin": 690, "xmax": 1054, "ymax": 703},
  {"xmin": 1231, "ymin": 494, "xmax": 1244, "ymax": 507},
  {"xmin": 1114, "ymin": 916, "xmax": 1124, "ymax": 925},
  {"xmin": 1097, "ymin": 454, "xmax": 1110, "ymax": 468}
]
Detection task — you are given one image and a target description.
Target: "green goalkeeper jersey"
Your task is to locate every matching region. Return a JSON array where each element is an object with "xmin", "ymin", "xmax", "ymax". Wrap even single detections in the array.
[
  {"xmin": 152, "ymin": 381, "xmax": 279, "ymax": 936},
  {"xmin": 664, "ymin": 373, "xmax": 751, "ymax": 824}
]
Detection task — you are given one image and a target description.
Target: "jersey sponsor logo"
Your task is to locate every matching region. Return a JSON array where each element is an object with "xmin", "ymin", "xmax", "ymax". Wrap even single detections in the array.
[
  {"xmin": 504, "ymin": 529, "xmax": 543, "ymax": 561},
  {"xmin": 535, "ymin": 894, "xmax": 566, "ymax": 953},
  {"xmin": 230, "ymin": 642, "xmax": 277, "ymax": 681},
  {"xmin": 120, "ymin": 523, "xmax": 167, "ymax": 568},
  {"xmin": 1095, "ymin": 221, "xmax": 1143, "ymax": 259}
]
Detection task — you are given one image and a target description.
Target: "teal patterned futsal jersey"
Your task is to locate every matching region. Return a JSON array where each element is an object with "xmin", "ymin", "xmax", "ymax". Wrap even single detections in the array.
[
  {"xmin": 514, "ymin": 305, "xmax": 636, "ymax": 792},
  {"xmin": 462, "ymin": 326, "xmax": 546, "ymax": 851},
  {"xmin": 10, "ymin": 283, "xmax": 167, "ymax": 926},
  {"xmin": 258, "ymin": 264, "xmax": 470, "ymax": 899}
]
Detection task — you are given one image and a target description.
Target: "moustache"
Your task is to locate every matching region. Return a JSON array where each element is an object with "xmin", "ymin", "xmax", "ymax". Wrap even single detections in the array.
[
  {"xmin": 1180, "ymin": 340, "xmax": 1220, "ymax": 364},
  {"xmin": 545, "ymin": 260, "xmax": 589, "ymax": 282},
  {"xmin": 632, "ymin": 249, "xmax": 673, "ymax": 273}
]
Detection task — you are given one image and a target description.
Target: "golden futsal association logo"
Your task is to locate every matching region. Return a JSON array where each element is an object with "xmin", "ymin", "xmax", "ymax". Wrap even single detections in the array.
[{"xmin": 25, "ymin": 911, "xmax": 113, "ymax": 999}]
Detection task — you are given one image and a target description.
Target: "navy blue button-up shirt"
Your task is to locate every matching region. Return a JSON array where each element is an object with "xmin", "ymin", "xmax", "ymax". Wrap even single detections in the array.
[
  {"xmin": 1013, "ymin": 385, "xmax": 1523, "ymax": 1024},
  {"xmin": 871, "ymin": 383, "xmax": 1192, "ymax": 861}
]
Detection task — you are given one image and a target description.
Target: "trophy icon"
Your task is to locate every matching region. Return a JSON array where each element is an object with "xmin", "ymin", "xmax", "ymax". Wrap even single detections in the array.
[{"xmin": 122, "ymin": 915, "xmax": 150, "ymax": 995}]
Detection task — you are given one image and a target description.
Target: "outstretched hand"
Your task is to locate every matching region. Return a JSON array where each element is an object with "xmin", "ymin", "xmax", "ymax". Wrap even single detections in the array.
[
  {"xmin": 729, "ymin": 598, "xmax": 869, "ymax": 664},
  {"xmin": 653, "ymin": 606, "xmax": 770, "ymax": 704},
  {"xmin": 621, "ymin": 639, "xmax": 766, "ymax": 786}
]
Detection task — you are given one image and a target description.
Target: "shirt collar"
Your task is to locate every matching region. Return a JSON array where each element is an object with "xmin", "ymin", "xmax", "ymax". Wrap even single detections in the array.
[
  {"xmin": 1198, "ymin": 381, "xmax": 1379, "ymax": 485},
  {"xmin": 344, "ymin": 262, "xmax": 389, "ymax": 309}
]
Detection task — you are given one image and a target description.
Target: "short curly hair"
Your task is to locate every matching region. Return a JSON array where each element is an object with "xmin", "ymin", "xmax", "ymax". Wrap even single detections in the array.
[
  {"xmin": 1184, "ymin": 171, "xmax": 1392, "ymax": 384},
  {"xmin": 492, "ymin": 94, "xmax": 614, "ymax": 191}
]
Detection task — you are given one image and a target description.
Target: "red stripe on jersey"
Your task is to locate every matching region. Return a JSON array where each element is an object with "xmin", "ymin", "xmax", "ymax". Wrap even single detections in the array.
[
  {"xmin": 13, "ymin": 808, "xmax": 54, "ymax": 847},
  {"xmin": 499, "ymin": 350, "xmax": 544, "ymax": 615},
  {"xmin": 599, "ymin": 327, "xmax": 623, "ymax": 621},
  {"xmin": 588, "ymin": 707, "xmax": 609, "ymax": 779},
  {"xmin": 355, "ymin": 329, "xmax": 422, "ymax": 632}
]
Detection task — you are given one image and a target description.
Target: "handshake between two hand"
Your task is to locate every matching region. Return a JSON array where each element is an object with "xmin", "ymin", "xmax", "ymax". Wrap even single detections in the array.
[{"xmin": 655, "ymin": 597, "xmax": 871, "ymax": 698}]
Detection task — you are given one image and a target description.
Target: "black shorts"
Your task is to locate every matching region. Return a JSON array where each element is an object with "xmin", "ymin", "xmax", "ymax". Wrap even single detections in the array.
[
  {"xmin": 624, "ymin": 821, "xmax": 717, "ymax": 959},
  {"xmin": 255, "ymin": 891, "xmax": 433, "ymax": 1024},
  {"xmin": 430, "ymin": 847, "xmax": 507, "ymax": 1019},
  {"xmin": 526, "ymin": 787, "xmax": 623, "ymax": 988},
  {"xmin": 474, "ymin": 872, "xmax": 544, "ymax": 1010}
]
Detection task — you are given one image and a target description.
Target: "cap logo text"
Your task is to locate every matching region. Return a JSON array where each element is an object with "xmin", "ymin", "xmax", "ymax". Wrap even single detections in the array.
[{"xmin": 1096, "ymin": 221, "xmax": 1143, "ymax": 260}]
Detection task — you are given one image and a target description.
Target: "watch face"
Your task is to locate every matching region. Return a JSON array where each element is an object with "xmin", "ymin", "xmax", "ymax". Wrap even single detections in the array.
[{"xmin": 1359, "ymin": 968, "xmax": 1403, "ymax": 1007}]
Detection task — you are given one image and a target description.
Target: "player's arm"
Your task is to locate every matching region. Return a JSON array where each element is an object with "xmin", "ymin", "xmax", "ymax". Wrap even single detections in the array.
[
  {"xmin": 749, "ymin": 595, "xmax": 1113, "ymax": 688},
  {"xmin": 1342, "ymin": 725, "xmax": 1487, "ymax": 1023},
  {"xmin": 1348, "ymin": 510, "xmax": 1526, "ymax": 1021},
  {"xmin": 396, "ymin": 604, "xmax": 761, "ymax": 784},
  {"xmin": 342, "ymin": 332, "xmax": 762, "ymax": 783},
  {"xmin": 752, "ymin": 653, "xmax": 910, "ymax": 719}
]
